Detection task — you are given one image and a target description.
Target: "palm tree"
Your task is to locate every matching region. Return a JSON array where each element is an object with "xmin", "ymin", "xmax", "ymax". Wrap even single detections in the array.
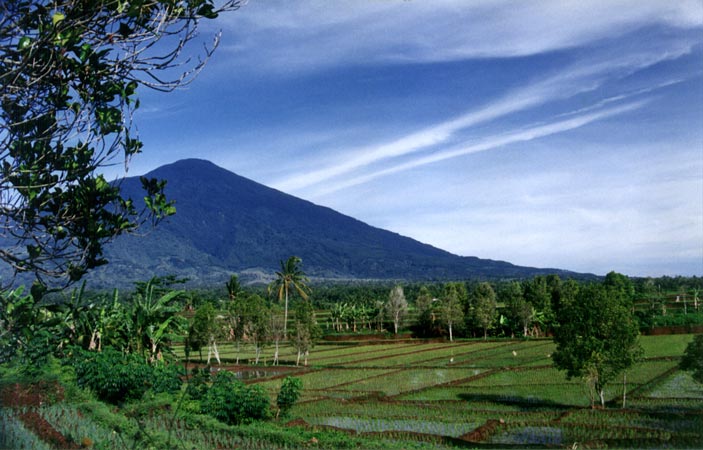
[{"xmin": 269, "ymin": 256, "xmax": 310, "ymax": 335}]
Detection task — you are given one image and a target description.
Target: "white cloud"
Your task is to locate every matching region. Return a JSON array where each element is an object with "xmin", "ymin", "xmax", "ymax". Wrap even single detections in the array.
[
  {"xmin": 371, "ymin": 144, "xmax": 703, "ymax": 276},
  {"xmin": 220, "ymin": 0, "xmax": 702, "ymax": 72},
  {"xmin": 304, "ymin": 100, "xmax": 649, "ymax": 197},
  {"xmin": 271, "ymin": 38, "xmax": 695, "ymax": 194}
]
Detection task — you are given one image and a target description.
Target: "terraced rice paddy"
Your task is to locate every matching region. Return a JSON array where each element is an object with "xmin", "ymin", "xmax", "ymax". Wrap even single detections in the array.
[
  {"xmin": 2, "ymin": 334, "xmax": 701, "ymax": 449},
  {"xmin": 258, "ymin": 334, "xmax": 702, "ymax": 448}
]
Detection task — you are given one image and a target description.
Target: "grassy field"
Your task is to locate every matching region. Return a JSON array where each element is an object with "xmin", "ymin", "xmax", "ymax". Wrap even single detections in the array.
[{"xmin": 2, "ymin": 334, "xmax": 701, "ymax": 449}]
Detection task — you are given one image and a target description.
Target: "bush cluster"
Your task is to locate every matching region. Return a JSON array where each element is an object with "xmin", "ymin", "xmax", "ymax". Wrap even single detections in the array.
[
  {"xmin": 68, "ymin": 347, "xmax": 182, "ymax": 404},
  {"xmin": 277, "ymin": 376, "xmax": 303, "ymax": 418},
  {"xmin": 200, "ymin": 371, "xmax": 270, "ymax": 425}
]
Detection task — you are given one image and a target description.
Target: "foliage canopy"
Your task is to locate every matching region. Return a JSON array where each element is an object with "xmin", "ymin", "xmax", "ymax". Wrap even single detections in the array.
[
  {"xmin": 0, "ymin": 0, "xmax": 240, "ymax": 285},
  {"xmin": 552, "ymin": 278, "xmax": 642, "ymax": 407}
]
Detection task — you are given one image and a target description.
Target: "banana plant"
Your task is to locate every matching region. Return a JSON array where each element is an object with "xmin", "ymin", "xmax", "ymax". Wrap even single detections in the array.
[{"xmin": 128, "ymin": 277, "xmax": 186, "ymax": 362}]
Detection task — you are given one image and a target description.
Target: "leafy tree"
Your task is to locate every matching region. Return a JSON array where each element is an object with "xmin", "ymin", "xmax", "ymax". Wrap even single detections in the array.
[
  {"xmin": 604, "ymin": 271, "xmax": 635, "ymax": 301},
  {"xmin": 413, "ymin": 285, "xmax": 436, "ymax": 337},
  {"xmin": 276, "ymin": 376, "xmax": 302, "ymax": 419},
  {"xmin": 502, "ymin": 281, "xmax": 533, "ymax": 338},
  {"xmin": 292, "ymin": 299, "xmax": 320, "ymax": 366},
  {"xmin": 0, "ymin": 0, "xmax": 241, "ymax": 285},
  {"xmin": 223, "ymin": 289, "xmax": 248, "ymax": 364},
  {"xmin": 268, "ymin": 256, "xmax": 311, "ymax": 335},
  {"xmin": 523, "ymin": 276, "xmax": 553, "ymax": 335},
  {"xmin": 552, "ymin": 280, "xmax": 642, "ymax": 408},
  {"xmin": 239, "ymin": 292, "xmax": 269, "ymax": 365},
  {"xmin": 226, "ymin": 274, "xmax": 242, "ymax": 301},
  {"xmin": 386, "ymin": 285, "xmax": 408, "ymax": 335},
  {"xmin": 680, "ymin": 334, "xmax": 703, "ymax": 384},
  {"xmin": 439, "ymin": 284, "xmax": 464, "ymax": 342},
  {"xmin": 269, "ymin": 305, "xmax": 286, "ymax": 365},
  {"xmin": 189, "ymin": 302, "xmax": 222, "ymax": 365},
  {"xmin": 472, "ymin": 282, "xmax": 497, "ymax": 340},
  {"xmin": 372, "ymin": 299, "xmax": 386, "ymax": 332}
]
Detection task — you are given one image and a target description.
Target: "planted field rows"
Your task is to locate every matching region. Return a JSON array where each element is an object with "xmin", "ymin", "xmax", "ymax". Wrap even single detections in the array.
[
  {"xmin": 266, "ymin": 334, "xmax": 703, "ymax": 448},
  {"xmin": 4, "ymin": 335, "xmax": 700, "ymax": 449}
]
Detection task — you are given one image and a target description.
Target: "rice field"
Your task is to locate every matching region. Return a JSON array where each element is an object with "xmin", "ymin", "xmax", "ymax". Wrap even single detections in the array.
[
  {"xmin": 276, "ymin": 333, "xmax": 702, "ymax": 448},
  {"xmin": 2, "ymin": 334, "xmax": 701, "ymax": 449}
]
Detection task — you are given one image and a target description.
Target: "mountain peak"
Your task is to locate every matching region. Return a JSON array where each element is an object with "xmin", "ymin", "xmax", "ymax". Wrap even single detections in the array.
[
  {"xmin": 146, "ymin": 158, "xmax": 232, "ymax": 178},
  {"xmin": 93, "ymin": 159, "xmax": 585, "ymax": 286}
]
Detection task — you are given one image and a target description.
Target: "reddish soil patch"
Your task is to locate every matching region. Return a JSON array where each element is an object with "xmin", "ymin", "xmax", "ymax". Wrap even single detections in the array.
[
  {"xmin": 2, "ymin": 382, "xmax": 79, "ymax": 449},
  {"xmin": 0, "ymin": 381, "xmax": 64, "ymax": 407},
  {"xmin": 285, "ymin": 418, "xmax": 310, "ymax": 428},
  {"xmin": 644, "ymin": 325, "xmax": 703, "ymax": 335},
  {"xmin": 18, "ymin": 410, "xmax": 80, "ymax": 449}
]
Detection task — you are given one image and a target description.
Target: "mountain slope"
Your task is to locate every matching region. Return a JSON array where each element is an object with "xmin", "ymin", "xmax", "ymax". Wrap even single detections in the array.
[{"xmin": 90, "ymin": 159, "xmax": 582, "ymax": 285}]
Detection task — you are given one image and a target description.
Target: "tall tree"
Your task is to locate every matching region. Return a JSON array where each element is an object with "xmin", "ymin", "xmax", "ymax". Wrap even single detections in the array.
[
  {"xmin": 223, "ymin": 290, "xmax": 248, "ymax": 364},
  {"xmin": 0, "ymin": 0, "xmax": 241, "ymax": 285},
  {"xmin": 269, "ymin": 305, "xmax": 286, "ymax": 366},
  {"xmin": 502, "ymin": 281, "xmax": 533, "ymax": 338},
  {"xmin": 413, "ymin": 286, "xmax": 436, "ymax": 338},
  {"xmin": 552, "ymin": 280, "xmax": 642, "ymax": 408},
  {"xmin": 385, "ymin": 285, "xmax": 408, "ymax": 335},
  {"xmin": 292, "ymin": 299, "xmax": 320, "ymax": 367},
  {"xmin": 523, "ymin": 276, "xmax": 553, "ymax": 335},
  {"xmin": 242, "ymin": 293, "xmax": 269, "ymax": 365},
  {"xmin": 439, "ymin": 284, "xmax": 464, "ymax": 342},
  {"xmin": 472, "ymin": 282, "xmax": 497, "ymax": 340},
  {"xmin": 268, "ymin": 256, "xmax": 310, "ymax": 335},
  {"xmin": 189, "ymin": 302, "xmax": 223, "ymax": 365}
]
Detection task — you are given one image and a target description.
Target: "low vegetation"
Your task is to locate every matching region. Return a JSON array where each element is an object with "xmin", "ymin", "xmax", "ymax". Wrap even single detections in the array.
[{"xmin": 1, "ymin": 272, "xmax": 702, "ymax": 448}]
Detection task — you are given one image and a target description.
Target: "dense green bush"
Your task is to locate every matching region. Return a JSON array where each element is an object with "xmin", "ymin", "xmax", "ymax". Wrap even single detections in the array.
[
  {"xmin": 201, "ymin": 371, "xmax": 270, "ymax": 425},
  {"xmin": 186, "ymin": 366, "xmax": 212, "ymax": 400},
  {"xmin": 276, "ymin": 376, "xmax": 303, "ymax": 418},
  {"xmin": 151, "ymin": 362, "xmax": 184, "ymax": 394},
  {"xmin": 68, "ymin": 347, "xmax": 181, "ymax": 404}
]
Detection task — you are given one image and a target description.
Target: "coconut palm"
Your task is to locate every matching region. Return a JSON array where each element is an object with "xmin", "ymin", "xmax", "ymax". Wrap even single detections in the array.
[{"xmin": 268, "ymin": 256, "xmax": 310, "ymax": 335}]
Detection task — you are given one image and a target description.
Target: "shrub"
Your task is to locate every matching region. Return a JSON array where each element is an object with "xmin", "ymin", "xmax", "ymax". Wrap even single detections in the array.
[
  {"xmin": 185, "ymin": 366, "xmax": 212, "ymax": 400},
  {"xmin": 201, "ymin": 371, "xmax": 270, "ymax": 425},
  {"xmin": 276, "ymin": 376, "xmax": 303, "ymax": 418},
  {"xmin": 68, "ymin": 347, "xmax": 181, "ymax": 404},
  {"xmin": 151, "ymin": 363, "xmax": 183, "ymax": 395}
]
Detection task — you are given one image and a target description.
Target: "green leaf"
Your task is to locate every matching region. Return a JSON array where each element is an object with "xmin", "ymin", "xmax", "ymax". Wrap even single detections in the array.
[
  {"xmin": 18, "ymin": 36, "xmax": 31, "ymax": 50},
  {"xmin": 52, "ymin": 12, "xmax": 66, "ymax": 26}
]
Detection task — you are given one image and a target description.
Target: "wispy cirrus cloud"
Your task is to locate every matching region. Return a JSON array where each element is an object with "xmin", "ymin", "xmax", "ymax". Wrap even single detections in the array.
[
  {"xmin": 307, "ymin": 99, "xmax": 649, "ymax": 197},
  {"xmin": 221, "ymin": 0, "xmax": 702, "ymax": 73},
  {"xmin": 272, "ymin": 39, "xmax": 694, "ymax": 194}
]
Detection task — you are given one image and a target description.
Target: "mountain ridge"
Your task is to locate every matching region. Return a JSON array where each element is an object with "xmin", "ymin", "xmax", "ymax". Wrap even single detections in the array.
[{"xmin": 88, "ymin": 158, "xmax": 590, "ymax": 286}]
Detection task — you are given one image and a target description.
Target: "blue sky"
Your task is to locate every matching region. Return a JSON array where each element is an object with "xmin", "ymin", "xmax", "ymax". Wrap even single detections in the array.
[{"xmin": 126, "ymin": 0, "xmax": 703, "ymax": 277}]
